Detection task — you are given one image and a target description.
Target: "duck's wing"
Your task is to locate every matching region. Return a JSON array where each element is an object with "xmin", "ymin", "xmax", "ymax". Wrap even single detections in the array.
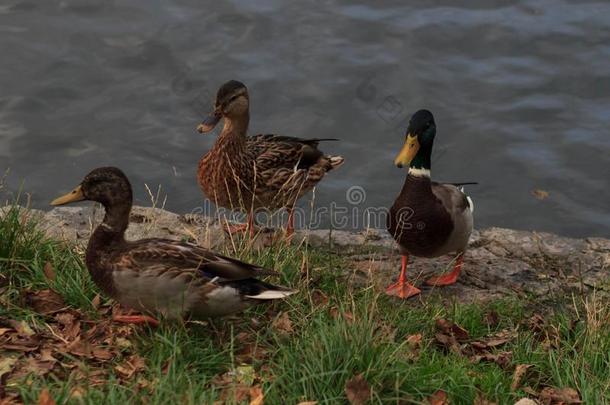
[
  {"xmin": 249, "ymin": 134, "xmax": 339, "ymax": 171},
  {"xmin": 431, "ymin": 182, "xmax": 474, "ymax": 253},
  {"xmin": 109, "ymin": 239, "xmax": 294, "ymax": 319},
  {"xmin": 118, "ymin": 238, "xmax": 278, "ymax": 282},
  {"xmin": 246, "ymin": 135, "xmax": 344, "ymax": 204},
  {"xmin": 431, "ymin": 183, "xmax": 473, "ymax": 217}
]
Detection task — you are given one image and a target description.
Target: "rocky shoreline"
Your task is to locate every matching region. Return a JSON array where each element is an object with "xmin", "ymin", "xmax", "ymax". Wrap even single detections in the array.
[{"xmin": 20, "ymin": 205, "xmax": 610, "ymax": 303}]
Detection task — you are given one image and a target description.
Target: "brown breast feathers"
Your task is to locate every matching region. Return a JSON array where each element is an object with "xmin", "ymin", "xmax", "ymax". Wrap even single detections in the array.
[{"xmin": 387, "ymin": 174, "xmax": 453, "ymax": 258}]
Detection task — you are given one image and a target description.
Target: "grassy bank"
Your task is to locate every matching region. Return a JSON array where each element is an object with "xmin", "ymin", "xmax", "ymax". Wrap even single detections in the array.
[{"xmin": 0, "ymin": 204, "xmax": 608, "ymax": 404}]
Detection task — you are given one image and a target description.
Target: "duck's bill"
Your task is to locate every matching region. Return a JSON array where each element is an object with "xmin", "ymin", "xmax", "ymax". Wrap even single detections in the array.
[
  {"xmin": 51, "ymin": 185, "xmax": 84, "ymax": 206},
  {"xmin": 394, "ymin": 134, "xmax": 420, "ymax": 168},
  {"xmin": 197, "ymin": 111, "xmax": 222, "ymax": 133}
]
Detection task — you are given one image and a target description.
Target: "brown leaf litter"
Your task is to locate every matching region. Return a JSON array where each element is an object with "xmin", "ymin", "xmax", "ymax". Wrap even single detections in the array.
[
  {"xmin": 0, "ymin": 298, "xmax": 148, "ymax": 403},
  {"xmin": 271, "ymin": 312, "xmax": 294, "ymax": 336},
  {"xmin": 344, "ymin": 373, "xmax": 371, "ymax": 405},
  {"xmin": 212, "ymin": 365, "xmax": 264, "ymax": 405},
  {"xmin": 427, "ymin": 390, "xmax": 449, "ymax": 405},
  {"xmin": 433, "ymin": 318, "xmax": 517, "ymax": 368}
]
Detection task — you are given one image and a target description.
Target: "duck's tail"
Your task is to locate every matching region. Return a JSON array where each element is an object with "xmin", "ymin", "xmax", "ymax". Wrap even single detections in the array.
[
  {"xmin": 327, "ymin": 155, "xmax": 345, "ymax": 170},
  {"xmin": 246, "ymin": 288, "xmax": 297, "ymax": 300},
  {"xmin": 226, "ymin": 278, "xmax": 296, "ymax": 300},
  {"xmin": 449, "ymin": 182, "xmax": 478, "ymax": 186}
]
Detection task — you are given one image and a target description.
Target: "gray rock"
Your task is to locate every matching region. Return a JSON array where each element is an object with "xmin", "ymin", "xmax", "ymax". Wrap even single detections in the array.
[
  {"xmin": 42, "ymin": 205, "xmax": 225, "ymax": 250},
  {"xmin": 304, "ymin": 224, "xmax": 609, "ymax": 303},
  {"xmin": 13, "ymin": 204, "xmax": 607, "ymax": 303}
]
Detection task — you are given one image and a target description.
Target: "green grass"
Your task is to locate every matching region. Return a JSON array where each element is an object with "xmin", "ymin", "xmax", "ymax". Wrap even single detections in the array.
[{"xmin": 0, "ymin": 203, "xmax": 608, "ymax": 404}]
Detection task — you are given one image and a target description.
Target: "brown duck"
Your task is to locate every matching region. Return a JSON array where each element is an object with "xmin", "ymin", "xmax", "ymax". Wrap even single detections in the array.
[
  {"xmin": 386, "ymin": 110, "xmax": 474, "ymax": 299},
  {"xmin": 51, "ymin": 167, "xmax": 295, "ymax": 324},
  {"xmin": 197, "ymin": 80, "xmax": 344, "ymax": 236}
]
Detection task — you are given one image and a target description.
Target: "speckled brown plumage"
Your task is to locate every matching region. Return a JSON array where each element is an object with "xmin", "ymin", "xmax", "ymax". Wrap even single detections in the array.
[
  {"xmin": 52, "ymin": 167, "xmax": 295, "ymax": 320},
  {"xmin": 197, "ymin": 81, "xmax": 344, "ymax": 212}
]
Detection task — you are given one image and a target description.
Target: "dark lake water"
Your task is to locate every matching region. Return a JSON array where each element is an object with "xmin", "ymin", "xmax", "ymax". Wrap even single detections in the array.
[{"xmin": 1, "ymin": 0, "xmax": 609, "ymax": 237}]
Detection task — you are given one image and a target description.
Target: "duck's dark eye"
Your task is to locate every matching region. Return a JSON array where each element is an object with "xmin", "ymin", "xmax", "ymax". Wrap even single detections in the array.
[{"xmin": 229, "ymin": 95, "xmax": 239, "ymax": 102}]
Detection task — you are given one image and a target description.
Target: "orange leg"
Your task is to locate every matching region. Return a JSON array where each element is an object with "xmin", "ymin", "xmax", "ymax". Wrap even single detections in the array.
[
  {"xmin": 286, "ymin": 209, "xmax": 295, "ymax": 238},
  {"xmin": 385, "ymin": 255, "xmax": 421, "ymax": 299},
  {"xmin": 426, "ymin": 253, "xmax": 464, "ymax": 286},
  {"xmin": 113, "ymin": 314, "xmax": 160, "ymax": 327}
]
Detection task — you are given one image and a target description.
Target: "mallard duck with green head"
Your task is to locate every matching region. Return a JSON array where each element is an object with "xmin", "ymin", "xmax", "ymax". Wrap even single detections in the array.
[
  {"xmin": 386, "ymin": 110, "xmax": 474, "ymax": 299},
  {"xmin": 196, "ymin": 80, "xmax": 344, "ymax": 237},
  {"xmin": 51, "ymin": 167, "xmax": 295, "ymax": 324}
]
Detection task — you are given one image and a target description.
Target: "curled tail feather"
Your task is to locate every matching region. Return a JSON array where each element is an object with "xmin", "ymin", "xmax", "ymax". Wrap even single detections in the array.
[
  {"xmin": 327, "ymin": 155, "xmax": 345, "ymax": 170},
  {"xmin": 246, "ymin": 289, "xmax": 297, "ymax": 300}
]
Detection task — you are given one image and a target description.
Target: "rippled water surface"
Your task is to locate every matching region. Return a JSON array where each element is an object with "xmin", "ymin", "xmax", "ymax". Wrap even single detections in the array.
[{"xmin": 1, "ymin": 0, "xmax": 609, "ymax": 237}]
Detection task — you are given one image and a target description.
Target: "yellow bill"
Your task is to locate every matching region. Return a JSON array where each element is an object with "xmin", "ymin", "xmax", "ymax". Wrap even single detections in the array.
[
  {"xmin": 51, "ymin": 185, "xmax": 84, "ymax": 206},
  {"xmin": 394, "ymin": 134, "xmax": 420, "ymax": 168}
]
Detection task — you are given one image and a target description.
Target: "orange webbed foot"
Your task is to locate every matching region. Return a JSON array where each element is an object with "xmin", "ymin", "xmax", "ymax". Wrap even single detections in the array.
[
  {"xmin": 385, "ymin": 281, "xmax": 421, "ymax": 299},
  {"xmin": 425, "ymin": 272, "xmax": 460, "ymax": 286},
  {"xmin": 425, "ymin": 254, "xmax": 464, "ymax": 286}
]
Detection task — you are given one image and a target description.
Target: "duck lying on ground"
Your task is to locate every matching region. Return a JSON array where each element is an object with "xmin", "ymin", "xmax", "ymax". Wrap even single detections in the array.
[{"xmin": 51, "ymin": 167, "xmax": 295, "ymax": 324}]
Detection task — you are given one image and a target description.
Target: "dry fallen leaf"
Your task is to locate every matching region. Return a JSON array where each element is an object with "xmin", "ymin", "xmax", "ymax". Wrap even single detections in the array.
[
  {"xmin": 37, "ymin": 389, "xmax": 56, "ymax": 405},
  {"xmin": 249, "ymin": 385, "xmax": 264, "ymax": 405},
  {"xmin": 114, "ymin": 354, "xmax": 146, "ymax": 379},
  {"xmin": 92, "ymin": 347, "xmax": 115, "ymax": 361},
  {"xmin": 514, "ymin": 399, "xmax": 538, "ymax": 405},
  {"xmin": 434, "ymin": 332, "xmax": 462, "ymax": 354},
  {"xmin": 527, "ymin": 314, "xmax": 546, "ymax": 334},
  {"xmin": 69, "ymin": 386, "xmax": 86, "ymax": 401},
  {"xmin": 25, "ymin": 289, "xmax": 65, "ymax": 314},
  {"xmin": 20, "ymin": 348, "xmax": 57, "ymax": 376},
  {"xmin": 484, "ymin": 310, "xmax": 500, "ymax": 327},
  {"xmin": 435, "ymin": 319, "xmax": 469, "ymax": 341},
  {"xmin": 330, "ymin": 307, "xmax": 355, "ymax": 323},
  {"xmin": 344, "ymin": 374, "xmax": 371, "ymax": 405},
  {"xmin": 236, "ymin": 342, "xmax": 269, "ymax": 364},
  {"xmin": 297, "ymin": 402, "xmax": 318, "ymax": 405},
  {"xmin": 539, "ymin": 387, "xmax": 581, "ymax": 404},
  {"xmin": 403, "ymin": 333, "xmax": 423, "ymax": 360},
  {"xmin": 54, "ymin": 312, "xmax": 81, "ymax": 341},
  {"xmin": 218, "ymin": 384, "xmax": 250, "ymax": 404},
  {"xmin": 43, "ymin": 262, "xmax": 56, "ymax": 281},
  {"xmin": 2, "ymin": 341, "xmax": 39, "ymax": 353},
  {"xmin": 406, "ymin": 334, "xmax": 422, "ymax": 349},
  {"xmin": 0, "ymin": 356, "xmax": 18, "ymax": 378},
  {"xmin": 471, "ymin": 351, "xmax": 513, "ymax": 369},
  {"xmin": 468, "ymin": 330, "xmax": 515, "ymax": 355},
  {"xmin": 531, "ymin": 189, "xmax": 550, "ymax": 200},
  {"xmin": 91, "ymin": 294, "xmax": 102, "ymax": 309},
  {"xmin": 272, "ymin": 312, "xmax": 294, "ymax": 336},
  {"xmin": 238, "ymin": 365, "xmax": 257, "ymax": 386},
  {"xmin": 511, "ymin": 364, "xmax": 532, "ymax": 391},
  {"xmin": 522, "ymin": 387, "xmax": 539, "ymax": 397},
  {"xmin": 473, "ymin": 393, "xmax": 498, "ymax": 405},
  {"xmin": 310, "ymin": 289, "xmax": 329, "ymax": 306},
  {"xmin": 428, "ymin": 390, "xmax": 449, "ymax": 405},
  {"xmin": 8, "ymin": 320, "xmax": 35, "ymax": 337}
]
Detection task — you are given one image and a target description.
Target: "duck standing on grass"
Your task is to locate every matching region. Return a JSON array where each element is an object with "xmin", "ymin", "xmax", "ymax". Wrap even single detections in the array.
[
  {"xmin": 386, "ymin": 110, "xmax": 474, "ymax": 299},
  {"xmin": 196, "ymin": 80, "xmax": 344, "ymax": 237},
  {"xmin": 51, "ymin": 167, "xmax": 295, "ymax": 324}
]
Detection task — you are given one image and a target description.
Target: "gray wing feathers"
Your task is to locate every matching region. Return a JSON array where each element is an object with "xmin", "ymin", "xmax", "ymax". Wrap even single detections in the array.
[{"xmin": 431, "ymin": 183, "xmax": 474, "ymax": 254}]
